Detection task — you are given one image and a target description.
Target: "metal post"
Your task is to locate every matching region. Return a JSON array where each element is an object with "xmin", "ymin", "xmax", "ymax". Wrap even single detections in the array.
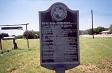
[
  {"xmin": 13, "ymin": 38, "xmax": 18, "ymax": 49},
  {"xmin": 91, "ymin": 10, "xmax": 94, "ymax": 39},
  {"xmin": 0, "ymin": 39, "xmax": 2, "ymax": 50},
  {"xmin": 55, "ymin": 67, "xmax": 65, "ymax": 73},
  {"xmin": 26, "ymin": 23, "xmax": 29, "ymax": 48}
]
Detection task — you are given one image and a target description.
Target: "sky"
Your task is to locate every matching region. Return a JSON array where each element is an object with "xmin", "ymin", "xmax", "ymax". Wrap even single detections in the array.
[{"xmin": 0, "ymin": 0, "xmax": 112, "ymax": 35}]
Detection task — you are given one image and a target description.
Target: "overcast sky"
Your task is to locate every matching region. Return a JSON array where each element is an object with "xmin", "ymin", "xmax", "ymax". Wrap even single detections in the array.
[{"xmin": 0, "ymin": 0, "xmax": 112, "ymax": 35}]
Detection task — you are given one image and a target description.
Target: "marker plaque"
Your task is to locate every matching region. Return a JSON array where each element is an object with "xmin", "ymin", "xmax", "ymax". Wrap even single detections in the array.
[{"xmin": 39, "ymin": 2, "xmax": 79, "ymax": 70}]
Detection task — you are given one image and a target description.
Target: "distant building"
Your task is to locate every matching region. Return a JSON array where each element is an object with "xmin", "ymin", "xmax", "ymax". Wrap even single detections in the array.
[{"xmin": 101, "ymin": 30, "xmax": 110, "ymax": 34}]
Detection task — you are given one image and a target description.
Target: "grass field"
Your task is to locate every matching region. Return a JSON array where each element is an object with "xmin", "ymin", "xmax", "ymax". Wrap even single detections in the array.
[{"xmin": 0, "ymin": 37, "xmax": 112, "ymax": 73}]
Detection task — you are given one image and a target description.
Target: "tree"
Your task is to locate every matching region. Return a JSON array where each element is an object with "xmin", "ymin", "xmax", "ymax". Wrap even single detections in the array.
[
  {"xmin": 86, "ymin": 29, "xmax": 93, "ymax": 35},
  {"xmin": 109, "ymin": 25, "xmax": 112, "ymax": 33},
  {"xmin": 94, "ymin": 27, "xmax": 106, "ymax": 34},
  {"xmin": 84, "ymin": 26, "xmax": 107, "ymax": 35},
  {"xmin": 0, "ymin": 33, "xmax": 9, "ymax": 39},
  {"xmin": 23, "ymin": 30, "xmax": 39, "ymax": 39},
  {"xmin": 79, "ymin": 30, "xmax": 88, "ymax": 35},
  {"xmin": 32, "ymin": 31, "xmax": 40, "ymax": 38}
]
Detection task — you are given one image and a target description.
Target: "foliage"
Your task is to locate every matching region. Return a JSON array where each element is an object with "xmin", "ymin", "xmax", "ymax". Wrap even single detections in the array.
[
  {"xmin": 23, "ymin": 30, "xmax": 39, "ymax": 39},
  {"xmin": 86, "ymin": 29, "xmax": 93, "ymax": 35},
  {"xmin": 15, "ymin": 31, "xmax": 39, "ymax": 39},
  {"xmin": 32, "ymin": 31, "xmax": 40, "ymax": 38},
  {"xmin": 109, "ymin": 25, "xmax": 112, "ymax": 33},
  {"xmin": 79, "ymin": 30, "xmax": 88, "ymax": 35},
  {"xmin": 94, "ymin": 27, "xmax": 106, "ymax": 34},
  {"xmin": 110, "ymin": 29, "xmax": 112, "ymax": 33},
  {"xmin": 0, "ymin": 33, "xmax": 9, "ymax": 39},
  {"xmin": 15, "ymin": 35, "xmax": 23, "ymax": 39},
  {"xmin": 80, "ymin": 26, "xmax": 107, "ymax": 35},
  {"xmin": 109, "ymin": 24, "xmax": 112, "ymax": 29}
]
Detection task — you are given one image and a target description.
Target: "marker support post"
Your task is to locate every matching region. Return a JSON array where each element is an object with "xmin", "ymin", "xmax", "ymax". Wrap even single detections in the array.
[{"xmin": 55, "ymin": 67, "xmax": 65, "ymax": 73}]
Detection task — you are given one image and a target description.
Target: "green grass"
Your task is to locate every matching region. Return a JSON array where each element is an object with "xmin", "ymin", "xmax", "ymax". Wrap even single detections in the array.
[
  {"xmin": 1, "ymin": 39, "xmax": 39, "ymax": 50},
  {"xmin": 0, "ymin": 38, "xmax": 112, "ymax": 73},
  {"xmin": 80, "ymin": 37, "xmax": 112, "ymax": 64}
]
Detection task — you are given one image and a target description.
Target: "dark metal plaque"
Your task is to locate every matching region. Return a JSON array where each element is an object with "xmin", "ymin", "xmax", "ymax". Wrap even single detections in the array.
[{"xmin": 39, "ymin": 2, "xmax": 79, "ymax": 70}]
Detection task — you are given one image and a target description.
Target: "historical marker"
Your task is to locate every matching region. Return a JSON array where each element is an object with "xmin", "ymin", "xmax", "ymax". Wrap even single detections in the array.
[{"xmin": 39, "ymin": 2, "xmax": 79, "ymax": 73}]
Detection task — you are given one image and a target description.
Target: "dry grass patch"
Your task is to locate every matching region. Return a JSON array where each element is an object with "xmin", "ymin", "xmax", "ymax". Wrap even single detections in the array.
[{"xmin": 73, "ymin": 59, "xmax": 112, "ymax": 73}]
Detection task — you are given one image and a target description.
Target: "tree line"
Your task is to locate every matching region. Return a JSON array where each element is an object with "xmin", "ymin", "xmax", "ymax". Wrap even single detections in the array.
[
  {"xmin": 0, "ymin": 24, "xmax": 112, "ymax": 39},
  {"xmin": 0, "ymin": 31, "xmax": 39, "ymax": 39},
  {"xmin": 80, "ymin": 25, "xmax": 112, "ymax": 35},
  {"xmin": 16, "ymin": 30, "xmax": 39, "ymax": 39}
]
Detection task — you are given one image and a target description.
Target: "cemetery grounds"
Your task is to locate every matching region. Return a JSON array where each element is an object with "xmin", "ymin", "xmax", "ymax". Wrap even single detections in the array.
[{"xmin": 0, "ymin": 37, "xmax": 112, "ymax": 73}]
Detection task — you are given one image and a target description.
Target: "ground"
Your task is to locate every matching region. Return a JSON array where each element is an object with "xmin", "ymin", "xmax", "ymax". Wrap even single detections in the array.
[{"xmin": 0, "ymin": 37, "xmax": 112, "ymax": 73}]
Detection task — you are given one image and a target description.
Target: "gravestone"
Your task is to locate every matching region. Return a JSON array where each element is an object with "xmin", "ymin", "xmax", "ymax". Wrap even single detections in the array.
[{"xmin": 39, "ymin": 2, "xmax": 79, "ymax": 73}]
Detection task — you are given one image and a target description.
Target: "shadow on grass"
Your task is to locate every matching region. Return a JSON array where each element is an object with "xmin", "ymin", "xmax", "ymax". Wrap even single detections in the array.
[{"xmin": 0, "ymin": 48, "xmax": 37, "ymax": 55}]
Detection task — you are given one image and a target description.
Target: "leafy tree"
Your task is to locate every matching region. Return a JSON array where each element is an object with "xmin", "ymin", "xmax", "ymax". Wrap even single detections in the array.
[
  {"xmin": 23, "ymin": 30, "xmax": 39, "ymax": 39},
  {"xmin": 86, "ymin": 29, "xmax": 93, "ymax": 35},
  {"xmin": 84, "ymin": 27, "xmax": 107, "ymax": 35},
  {"xmin": 94, "ymin": 27, "xmax": 106, "ymax": 34},
  {"xmin": 33, "ymin": 31, "xmax": 40, "ymax": 38},
  {"xmin": 109, "ymin": 25, "xmax": 112, "ymax": 33},
  {"xmin": 0, "ymin": 33, "xmax": 9, "ymax": 39}
]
